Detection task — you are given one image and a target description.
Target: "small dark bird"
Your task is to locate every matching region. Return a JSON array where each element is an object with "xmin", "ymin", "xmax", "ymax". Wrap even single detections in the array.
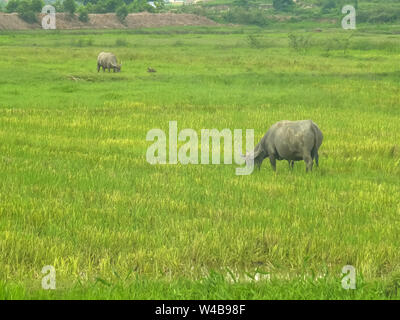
[{"xmin": 147, "ymin": 67, "xmax": 156, "ymax": 73}]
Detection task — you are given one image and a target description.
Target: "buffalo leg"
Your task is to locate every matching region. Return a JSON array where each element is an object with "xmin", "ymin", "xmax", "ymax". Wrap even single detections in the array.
[
  {"xmin": 269, "ymin": 156, "xmax": 277, "ymax": 172},
  {"xmin": 304, "ymin": 155, "xmax": 313, "ymax": 172},
  {"xmin": 315, "ymin": 151, "xmax": 319, "ymax": 167}
]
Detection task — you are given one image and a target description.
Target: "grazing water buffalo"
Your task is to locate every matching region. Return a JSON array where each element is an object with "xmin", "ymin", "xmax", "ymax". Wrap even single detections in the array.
[
  {"xmin": 97, "ymin": 52, "xmax": 122, "ymax": 73},
  {"xmin": 244, "ymin": 120, "xmax": 323, "ymax": 172}
]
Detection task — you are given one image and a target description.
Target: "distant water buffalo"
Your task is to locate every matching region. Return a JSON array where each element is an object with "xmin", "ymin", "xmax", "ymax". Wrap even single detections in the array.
[
  {"xmin": 244, "ymin": 120, "xmax": 323, "ymax": 172},
  {"xmin": 97, "ymin": 52, "xmax": 122, "ymax": 73}
]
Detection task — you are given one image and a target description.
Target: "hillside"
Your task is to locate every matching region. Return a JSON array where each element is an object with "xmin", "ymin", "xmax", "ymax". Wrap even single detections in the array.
[
  {"xmin": 1, "ymin": 0, "xmax": 400, "ymax": 30},
  {"xmin": 0, "ymin": 12, "xmax": 218, "ymax": 30}
]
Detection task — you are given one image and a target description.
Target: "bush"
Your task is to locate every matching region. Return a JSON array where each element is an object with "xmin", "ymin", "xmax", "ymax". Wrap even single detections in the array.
[
  {"xmin": 246, "ymin": 35, "xmax": 263, "ymax": 49},
  {"xmin": 321, "ymin": 0, "xmax": 336, "ymax": 14},
  {"xmin": 233, "ymin": 0, "xmax": 250, "ymax": 7},
  {"xmin": 128, "ymin": 0, "xmax": 153, "ymax": 13},
  {"xmin": 116, "ymin": 4, "xmax": 128, "ymax": 23},
  {"xmin": 64, "ymin": 0, "xmax": 76, "ymax": 16},
  {"xmin": 323, "ymin": 34, "xmax": 353, "ymax": 56},
  {"xmin": 6, "ymin": 0, "xmax": 45, "ymax": 23},
  {"xmin": 223, "ymin": 7, "xmax": 269, "ymax": 27},
  {"xmin": 31, "ymin": 0, "xmax": 44, "ymax": 12},
  {"xmin": 154, "ymin": 0, "xmax": 164, "ymax": 11},
  {"xmin": 17, "ymin": 0, "xmax": 38, "ymax": 23},
  {"xmin": 288, "ymin": 33, "xmax": 312, "ymax": 54},
  {"xmin": 115, "ymin": 38, "xmax": 128, "ymax": 46},
  {"xmin": 53, "ymin": 0, "xmax": 64, "ymax": 12},
  {"xmin": 7, "ymin": 0, "xmax": 44, "ymax": 13},
  {"xmin": 78, "ymin": 7, "xmax": 89, "ymax": 22},
  {"xmin": 85, "ymin": 3, "xmax": 94, "ymax": 13},
  {"xmin": 18, "ymin": 10, "xmax": 37, "ymax": 23},
  {"xmin": 6, "ymin": 0, "xmax": 20, "ymax": 12},
  {"xmin": 273, "ymin": 0, "xmax": 294, "ymax": 11},
  {"xmin": 93, "ymin": 0, "xmax": 124, "ymax": 13},
  {"xmin": 357, "ymin": 7, "xmax": 400, "ymax": 24}
]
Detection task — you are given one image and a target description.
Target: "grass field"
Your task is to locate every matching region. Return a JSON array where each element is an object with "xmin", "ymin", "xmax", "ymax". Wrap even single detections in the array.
[{"xmin": 0, "ymin": 23, "xmax": 400, "ymax": 299}]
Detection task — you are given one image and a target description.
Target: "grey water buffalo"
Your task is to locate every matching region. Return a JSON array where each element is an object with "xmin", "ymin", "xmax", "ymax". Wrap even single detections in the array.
[
  {"xmin": 244, "ymin": 120, "xmax": 323, "ymax": 172},
  {"xmin": 97, "ymin": 52, "xmax": 122, "ymax": 73}
]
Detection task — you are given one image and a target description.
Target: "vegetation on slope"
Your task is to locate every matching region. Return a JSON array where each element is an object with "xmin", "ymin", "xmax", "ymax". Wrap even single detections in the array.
[{"xmin": 2, "ymin": 0, "xmax": 400, "ymax": 26}]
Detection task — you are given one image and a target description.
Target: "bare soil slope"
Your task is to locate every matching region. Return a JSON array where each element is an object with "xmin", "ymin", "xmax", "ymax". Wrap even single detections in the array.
[{"xmin": 0, "ymin": 12, "xmax": 218, "ymax": 30}]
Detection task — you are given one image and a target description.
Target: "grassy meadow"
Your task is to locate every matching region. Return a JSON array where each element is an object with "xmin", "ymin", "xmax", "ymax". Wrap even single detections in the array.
[{"xmin": 0, "ymin": 23, "xmax": 400, "ymax": 299}]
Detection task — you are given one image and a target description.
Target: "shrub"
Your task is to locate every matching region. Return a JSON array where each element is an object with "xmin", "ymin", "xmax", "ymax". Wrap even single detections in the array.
[
  {"xmin": 246, "ymin": 35, "xmax": 263, "ymax": 49},
  {"xmin": 116, "ymin": 4, "xmax": 128, "ymax": 23},
  {"xmin": 154, "ymin": 0, "xmax": 164, "ymax": 11},
  {"xmin": 6, "ymin": 0, "xmax": 19, "ymax": 12},
  {"xmin": 273, "ymin": 0, "xmax": 294, "ymax": 11},
  {"xmin": 323, "ymin": 34, "xmax": 353, "ymax": 56},
  {"xmin": 223, "ymin": 7, "xmax": 269, "ymax": 27},
  {"xmin": 17, "ymin": 0, "xmax": 38, "ymax": 23},
  {"xmin": 93, "ymin": 0, "xmax": 124, "ymax": 13},
  {"xmin": 233, "ymin": 0, "xmax": 249, "ymax": 7},
  {"xmin": 321, "ymin": 0, "xmax": 336, "ymax": 14},
  {"xmin": 78, "ymin": 7, "xmax": 89, "ymax": 22},
  {"xmin": 128, "ymin": 0, "xmax": 153, "ymax": 13},
  {"xmin": 31, "ymin": 0, "xmax": 44, "ymax": 12},
  {"xmin": 18, "ymin": 11, "xmax": 38, "ymax": 23},
  {"xmin": 64, "ymin": 0, "xmax": 76, "ymax": 16},
  {"xmin": 115, "ymin": 38, "xmax": 128, "ymax": 46},
  {"xmin": 53, "ymin": 0, "xmax": 64, "ymax": 12},
  {"xmin": 288, "ymin": 33, "xmax": 312, "ymax": 54}
]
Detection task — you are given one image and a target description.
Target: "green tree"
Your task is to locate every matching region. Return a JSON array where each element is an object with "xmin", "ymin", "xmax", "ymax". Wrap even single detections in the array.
[
  {"xmin": 93, "ymin": 0, "xmax": 108, "ymax": 13},
  {"xmin": 116, "ymin": 3, "xmax": 128, "ymax": 22},
  {"xmin": 321, "ymin": 0, "xmax": 336, "ymax": 13},
  {"xmin": 64, "ymin": 0, "xmax": 76, "ymax": 15},
  {"xmin": 31, "ymin": 0, "xmax": 44, "ymax": 12},
  {"xmin": 154, "ymin": 0, "xmax": 164, "ymax": 11},
  {"xmin": 128, "ymin": 0, "xmax": 152, "ymax": 13},
  {"xmin": 85, "ymin": 3, "xmax": 94, "ymax": 13},
  {"xmin": 107, "ymin": 0, "xmax": 124, "ymax": 12},
  {"xmin": 78, "ymin": 6, "xmax": 89, "ymax": 22},
  {"xmin": 6, "ymin": 0, "xmax": 19, "ymax": 12},
  {"xmin": 53, "ymin": 0, "xmax": 64, "ymax": 12},
  {"xmin": 17, "ymin": 0, "xmax": 37, "ymax": 23},
  {"xmin": 234, "ymin": 0, "xmax": 249, "ymax": 7},
  {"xmin": 273, "ymin": 0, "xmax": 294, "ymax": 11}
]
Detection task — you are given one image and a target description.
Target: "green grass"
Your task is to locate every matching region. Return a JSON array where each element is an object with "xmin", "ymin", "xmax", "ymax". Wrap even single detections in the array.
[{"xmin": 0, "ymin": 25, "xmax": 400, "ymax": 299}]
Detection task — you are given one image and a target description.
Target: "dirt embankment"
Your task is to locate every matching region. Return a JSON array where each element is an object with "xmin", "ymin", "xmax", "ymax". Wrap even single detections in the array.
[{"xmin": 0, "ymin": 12, "xmax": 218, "ymax": 30}]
